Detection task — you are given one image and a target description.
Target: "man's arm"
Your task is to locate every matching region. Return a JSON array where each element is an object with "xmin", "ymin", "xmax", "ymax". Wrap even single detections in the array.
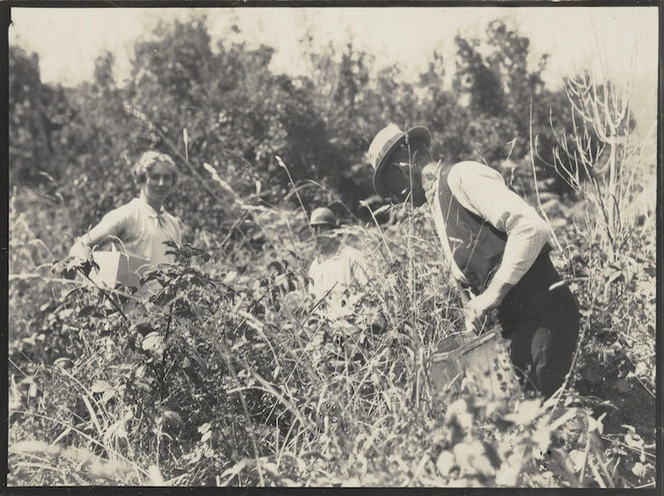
[{"xmin": 448, "ymin": 161, "xmax": 550, "ymax": 330}]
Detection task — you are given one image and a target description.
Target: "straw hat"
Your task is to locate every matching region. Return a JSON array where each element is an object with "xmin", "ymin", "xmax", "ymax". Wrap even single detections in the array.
[{"xmin": 368, "ymin": 124, "xmax": 431, "ymax": 197}]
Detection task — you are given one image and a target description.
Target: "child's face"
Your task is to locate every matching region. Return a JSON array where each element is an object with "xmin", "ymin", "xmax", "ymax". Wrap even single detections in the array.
[{"xmin": 313, "ymin": 224, "xmax": 338, "ymax": 252}]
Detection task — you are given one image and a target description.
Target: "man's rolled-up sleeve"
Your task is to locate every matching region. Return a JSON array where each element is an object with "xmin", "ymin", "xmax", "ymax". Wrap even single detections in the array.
[{"xmin": 449, "ymin": 161, "xmax": 550, "ymax": 286}]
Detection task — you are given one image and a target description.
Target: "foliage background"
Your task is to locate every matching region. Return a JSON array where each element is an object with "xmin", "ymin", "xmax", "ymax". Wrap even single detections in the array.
[{"xmin": 8, "ymin": 13, "xmax": 657, "ymax": 488}]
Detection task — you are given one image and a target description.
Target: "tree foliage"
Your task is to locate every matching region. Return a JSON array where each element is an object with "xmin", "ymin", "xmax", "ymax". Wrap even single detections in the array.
[{"xmin": 10, "ymin": 17, "xmax": 592, "ymax": 240}]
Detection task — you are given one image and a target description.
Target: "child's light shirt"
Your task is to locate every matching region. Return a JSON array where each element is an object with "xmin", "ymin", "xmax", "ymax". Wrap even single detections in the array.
[{"xmin": 308, "ymin": 246, "xmax": 369, "ymax": 301}]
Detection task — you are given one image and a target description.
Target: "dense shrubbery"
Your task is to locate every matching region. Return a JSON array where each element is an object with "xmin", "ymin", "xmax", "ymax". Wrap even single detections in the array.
[
  {"xmin": 9, "ymin": 16, "xmax": 586, "ymax": 231},
  {"xmin": 9, "ymin": 197, "xmax": 656, "ymax": 487},
  {"xmin": 8, "ymin": 14, "xmax": 655, "ymax": 488}
]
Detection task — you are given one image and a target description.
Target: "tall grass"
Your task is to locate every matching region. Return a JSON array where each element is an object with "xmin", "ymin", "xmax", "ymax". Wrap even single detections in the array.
[
  {"xmin": 8, "ymin": 75, "xmax": 656, "ymax": 487},
  {"xmin": 11, "ymin": 179, "xmax": 651, "ymax": 487}
]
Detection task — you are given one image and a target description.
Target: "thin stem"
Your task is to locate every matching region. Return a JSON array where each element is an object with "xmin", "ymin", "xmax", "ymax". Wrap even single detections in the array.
[
  {"xmin": 81, "ymin": 272, "xmax": 129, "ymax": 323},
  {"xmin": 528, "ymin": 97, "xmax": 566, "ymax": 259},
  {"xmin": 275, "ymin": 155, "xmax": 308, "ymax": 220},
  {"xmin": 123, "ymin": 103, "xmax": 219, "ymax": 202},
  {"xmin": 404, "ymin": 127, "xmax": 422, "ymax": 408}
]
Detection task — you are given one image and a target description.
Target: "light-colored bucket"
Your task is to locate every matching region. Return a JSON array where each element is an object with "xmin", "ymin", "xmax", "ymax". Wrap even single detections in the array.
[{"xmin": 430, "ymin": 328, "xmax": 521, "ymax": 400}]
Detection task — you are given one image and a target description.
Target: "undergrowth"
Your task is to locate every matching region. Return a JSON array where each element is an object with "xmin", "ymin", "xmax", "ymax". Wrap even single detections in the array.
[{"xmin": 8, "ymin": 180, "xmax": 656, "ymax": 487}]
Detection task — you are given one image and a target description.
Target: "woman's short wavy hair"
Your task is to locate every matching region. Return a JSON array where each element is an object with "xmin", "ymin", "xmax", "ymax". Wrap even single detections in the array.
[{"xmin": 131, "ymin": 151, "xmax": 178, "ymax": 185}]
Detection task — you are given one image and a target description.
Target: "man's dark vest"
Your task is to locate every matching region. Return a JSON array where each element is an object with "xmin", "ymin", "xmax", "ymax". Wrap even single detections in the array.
[
  {"xmin": 435, "ymin": 163, "xmax": 579, "ymax": 372},
  {"xmin": 436, "ymin": 164, "xmax": 508, "ymax": 295}
]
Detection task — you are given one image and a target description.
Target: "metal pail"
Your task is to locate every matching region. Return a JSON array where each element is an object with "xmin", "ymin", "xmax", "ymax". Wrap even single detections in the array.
[{"xmin": 430, "ymin": 328, "xmax": 521, "ymax": 400}]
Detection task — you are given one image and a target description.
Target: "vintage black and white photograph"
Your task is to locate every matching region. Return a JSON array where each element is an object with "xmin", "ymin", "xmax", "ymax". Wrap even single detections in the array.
[{"xmin": 7, "ymin": 4, "xmax": 658, "ymax": 488}]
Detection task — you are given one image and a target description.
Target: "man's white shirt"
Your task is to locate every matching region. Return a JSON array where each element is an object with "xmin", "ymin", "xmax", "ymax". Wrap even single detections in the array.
[{"xmin": 423, "ymin": 161, "xmax": 550, "ymax": 288}]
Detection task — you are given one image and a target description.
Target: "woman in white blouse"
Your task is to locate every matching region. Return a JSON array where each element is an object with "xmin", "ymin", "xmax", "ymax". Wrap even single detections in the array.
[{"xmin": 68, "ymin": 151, "xmax": 182, "ymax": 266}]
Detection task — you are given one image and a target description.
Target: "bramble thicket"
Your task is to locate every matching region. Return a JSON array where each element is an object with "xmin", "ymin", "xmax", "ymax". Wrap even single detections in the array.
[{"xmin": 8, "ymin": 16, "xmax": 657, "ymax": 487}]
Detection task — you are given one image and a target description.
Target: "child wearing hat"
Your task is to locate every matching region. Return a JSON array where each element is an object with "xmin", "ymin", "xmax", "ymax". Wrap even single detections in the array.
[{"xmin": 307, "ymin": 207, "xmax": 369, "ymax": 303}]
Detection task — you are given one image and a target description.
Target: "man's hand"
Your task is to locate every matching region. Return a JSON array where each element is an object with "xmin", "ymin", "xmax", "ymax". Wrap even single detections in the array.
[
  {"xmin": 464, "ymin": 292, "xmax": 498, "ymax": 333},
  {"xmin": 464, "ymin": 280, "xmax": 514, "ymax": 333}
]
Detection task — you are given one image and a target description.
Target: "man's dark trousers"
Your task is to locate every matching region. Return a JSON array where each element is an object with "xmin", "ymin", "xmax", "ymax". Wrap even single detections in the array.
[{"xmin": 497, "ymin": 252, "xmax": 581, "ymax": 398}]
